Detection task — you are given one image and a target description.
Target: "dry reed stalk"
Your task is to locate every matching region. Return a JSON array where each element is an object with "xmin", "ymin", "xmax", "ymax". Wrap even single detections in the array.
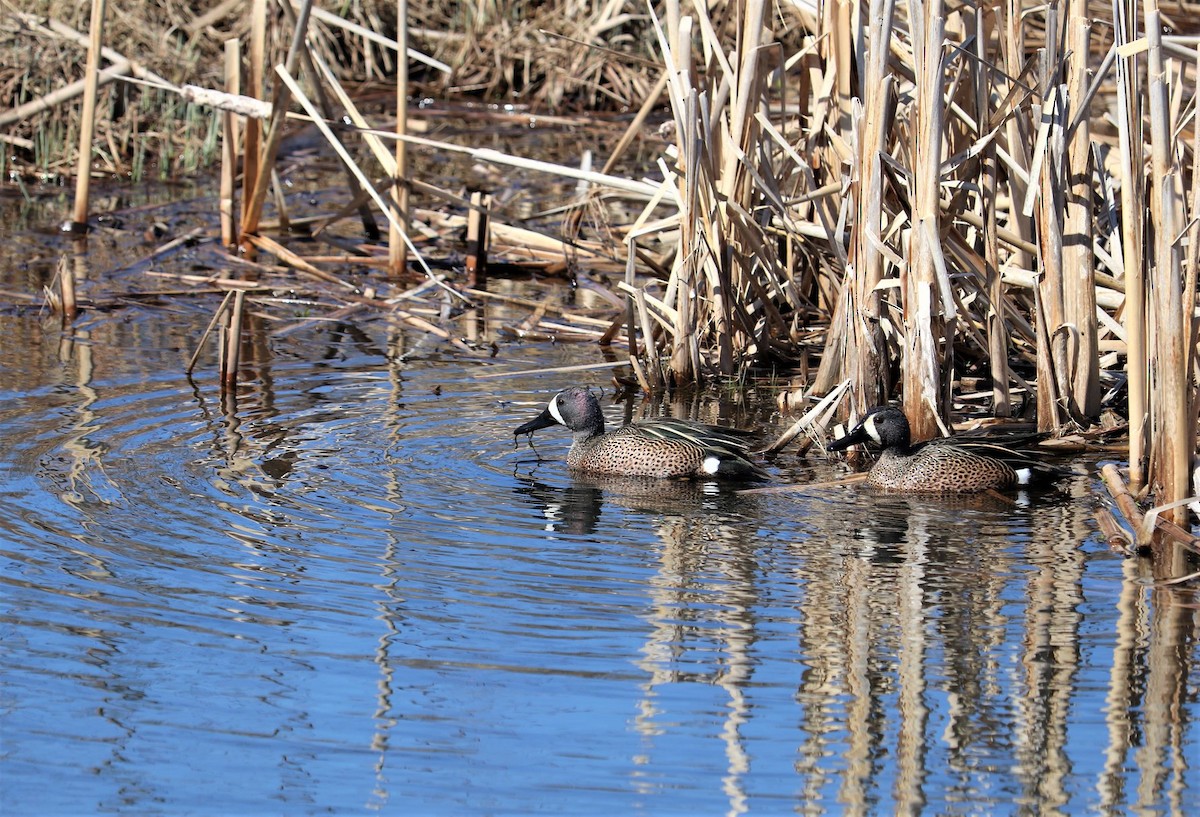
[
  {"xmin": 621, "ymin": 236, "xmax": 641, "ymax": 361},
  {"xmin": 1113, "ymin": 0, "xmax": 1147, "ymax": 488},
  {"xmin": 375, "ymin": 132, "xmax": 659, "ymax": 197},
  {"xmin": 902, "ymin": 0, "xmax": 951, "ymax": 439},
  {"xmin": 661, "ymin": 4, "xmax": 698, "ymax": 384},
  {"xmin": 242, "ymin": 233, "xmax": 355, "ymax": 289},
  {"xmin": 465, "ymin": 191, "xmax": 490, "ymax": 288},
  {"xmin": 55, "ymin": 254, "xmax": 76, "ymax": 319},
  {"xmin": 473, "ymin": 360, "xmax": 633, "ymax": 381},
  {"xmin": 1100, "ymin": 465, "xmax": 1200, "ymax": 554},
  {"xmin": 461, "ymin": 288, "xmax": 617, "ymax": 328},
  {"xmin": 240, "ymin": 0, "xmax": 267, "ymax": 255},
  {"xmin": 0, "ymin": 61, "xmax": 130, "ymax": 131},
  {"xmin": 241, "ymin": 0, "xmax": 315, "ymax": 252},
  {"xmin": 832, "ymin": 0, "xmax": 853, "ymax": 135},
  {"xmin": 738, "ymin": 474, "xmax": 869, "ymax": 496},
  {"xmin": 999, "ymin": 1, "xmax": 1036, "ymax": 285},
  {"xmin": 220, "ymin": 38, "xmax": 240, "ymax": 250},
  {"xmin": 107, "ymin": 228, "xmax": 207, "ymax": 277},
  {"xmin": 1143, "ymin": 0, "xmax": 1190, "ymax": 529},
  {"xmin": 601, "ymin": 70, "xmax": 669, "ymax": 176},
  {"xmin": 388, "ymin": 0, "xmax": 410, "ymax": 278},
  {"xmin": 69, "ymin": 0, "xmax": 106, "ymax": 231},
  {"xmin": 280, "ymin": 5, "xmax": 381, "ymax": 240},
  {"xmin": 1030, "ymin": 46, "xmax": 1069, "ymax": 432},
  {"xmin": 145, "ymin": 272, "xmax": 265, "ymax": 291},
  {"xmin": 417, "ymin": 208, "xmax": 609, "ymax": 265},
  {"xmin": 185, "ymin": 0, "xmax": 243, "ymax": 34},
  {"xmin": 973, "ymin": 2, "xmax": 1011, "ymax": 417},
  {"xmin": 1099, "ymin": 465, "xmax": 1147, "ymax": 535},
  {"xmin": 221, "ymin": 289, "xmax": 246, "ymax": 387},
  {"xmin": 305, "ymin": 51, "xmax": 395, "ymax": 174},
  {"xmin": 713, "ymin": 0, "xmax": 771, "ymax": 377},
  {"xmin": 1063, "ymin": 0, "xmax": 1099, "ymax": 418},
  {"xmin": 764, "ymin": 379, "xmax": 850, "ymax": 455},
  {"xmin": 1093, "ymin": 506, "xmax": 1133, "ymax": 553},
  {"xmin": 387, "ymin": 307, "xmax": 474, "ymax": 352},
  {"xmin": 633, "ymin": 288, "xmax": 663, "ymax": 387},
  {"xmin": 270, "ymin": 168, "xmax": 290, "ymax": 233},
  {"xmin": 844, "ymin": 0, "xmax": 895, "ymax": 413},
  {"xmin": 188, "ymin": 291, "xmax": 235, "ymax": 375},
  {"xmin": 1185, "ymin": 49, "xmax": 1200, "ymax": 505}
]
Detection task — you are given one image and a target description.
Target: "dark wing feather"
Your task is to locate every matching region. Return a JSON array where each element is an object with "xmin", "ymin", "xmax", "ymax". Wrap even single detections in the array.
[
  {"xmin": 635, "ymin": 419, "xmax": 768, "ymax": 480},
  {"xmin": 928, "ymin": 438, "xmax": 1068, "ymax": 486}
]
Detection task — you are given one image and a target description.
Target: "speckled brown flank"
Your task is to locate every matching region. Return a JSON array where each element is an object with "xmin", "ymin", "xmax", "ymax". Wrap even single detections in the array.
[
  {"xmin": 829, "ymin": 406, "xmax": 1063, "ymax": 494},
  {"xmin": 516, "ymin": 386, "xmax": 767, "ymax": 481},
  {"xmin": 867, "ymin": 444, "xmax": 1019, "ymax": 493},
  {"xmin": 567, "ymin": 422, "xmax": 732, "ymax": 478}
]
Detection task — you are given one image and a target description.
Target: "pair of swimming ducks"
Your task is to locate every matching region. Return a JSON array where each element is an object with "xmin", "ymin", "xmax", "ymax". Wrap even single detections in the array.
[{"xmin": 514, "ymin": 386, "xmax": 1064, "ymax": 493}]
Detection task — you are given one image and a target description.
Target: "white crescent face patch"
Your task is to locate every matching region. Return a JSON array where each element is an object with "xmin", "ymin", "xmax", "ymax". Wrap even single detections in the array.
[
  {"xmin": 864, "ymin": 413, "xmax": 882, "ymax": 443},
  {"xmin": 548, "ymin": 394, "xmax": 565, "ymax": 425}
]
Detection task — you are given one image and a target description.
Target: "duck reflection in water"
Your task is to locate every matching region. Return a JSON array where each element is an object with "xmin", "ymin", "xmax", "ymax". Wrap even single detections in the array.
[{"xmin": 512, "ymin": 472, "xmax": 753, "ymax": 536}]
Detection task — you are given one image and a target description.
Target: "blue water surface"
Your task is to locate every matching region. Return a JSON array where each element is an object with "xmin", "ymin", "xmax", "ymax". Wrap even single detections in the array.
[{"xmin": 1, "ymin": 316, "xmax": 1196, "ymax": 816}]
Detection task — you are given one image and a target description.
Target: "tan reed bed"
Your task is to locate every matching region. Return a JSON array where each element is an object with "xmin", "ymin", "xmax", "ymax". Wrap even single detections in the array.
[{"xmin": 614, "ymin": 0, "xmax": 1198, "ymax": 552}]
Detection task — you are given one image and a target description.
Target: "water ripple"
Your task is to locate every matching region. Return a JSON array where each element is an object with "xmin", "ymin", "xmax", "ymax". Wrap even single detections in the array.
[{"xmin": 1, "ymin": 355, "xmax": 1187, "ymax": 816}]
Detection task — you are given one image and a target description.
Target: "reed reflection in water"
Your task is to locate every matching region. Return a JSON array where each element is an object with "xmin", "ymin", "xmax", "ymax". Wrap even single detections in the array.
[{"xmin": 0, "ymin": 319, "xmax": 1196, "ymax": 815}]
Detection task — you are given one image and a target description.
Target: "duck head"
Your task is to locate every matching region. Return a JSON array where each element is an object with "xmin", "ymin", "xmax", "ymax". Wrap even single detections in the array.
[
  {"xmin": 514, "ymin": 387, "xmax": 606, "ymax": 437},
  {"xmin": 827, "ymin": 406, "xmax": 912, "ymax": 452}
]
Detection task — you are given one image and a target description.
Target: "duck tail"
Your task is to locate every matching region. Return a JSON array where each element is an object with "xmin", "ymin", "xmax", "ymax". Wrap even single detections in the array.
[{"xmin": 1013, "ymin": 460, "xmax": 1070, "ymax": 487}]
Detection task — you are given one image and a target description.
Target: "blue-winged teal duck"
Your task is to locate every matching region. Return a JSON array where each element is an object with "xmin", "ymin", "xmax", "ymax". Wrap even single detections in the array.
[
  {"xmin": 514, "ymin": 386, "xmax": 768, "ymax": 481},
  {"xmin": 828, "ymin": 406, "xmax": 1065, "ymax": 493}
]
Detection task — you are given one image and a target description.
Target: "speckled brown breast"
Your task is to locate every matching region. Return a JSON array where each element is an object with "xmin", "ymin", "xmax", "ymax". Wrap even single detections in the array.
[{"xmin": 867, "ymin": 444, "xmax": 1018, "ymax": 493}]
